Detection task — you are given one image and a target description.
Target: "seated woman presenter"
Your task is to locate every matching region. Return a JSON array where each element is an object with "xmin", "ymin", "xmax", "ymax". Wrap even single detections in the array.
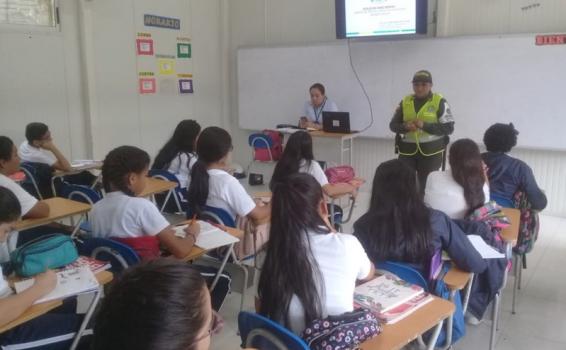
[{"xmin": 299, "ymin": 83, "xmax": 338, "ymax": 130}]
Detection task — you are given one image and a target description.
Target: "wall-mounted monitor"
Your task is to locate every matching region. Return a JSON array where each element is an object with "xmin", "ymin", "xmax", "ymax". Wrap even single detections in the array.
[{"xmin": 336, "ymin": 0, "xmax": 428, "ymax": 39}]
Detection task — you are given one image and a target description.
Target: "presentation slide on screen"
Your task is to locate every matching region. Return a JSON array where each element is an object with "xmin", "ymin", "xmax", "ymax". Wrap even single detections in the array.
[{"xmin": 345, "ymin": 0, "xmax": 416, "ymax": 37}]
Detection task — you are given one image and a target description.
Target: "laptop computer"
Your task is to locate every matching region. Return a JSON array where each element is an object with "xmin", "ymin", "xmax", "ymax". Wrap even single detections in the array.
[{"xmin": 322, "ymin": 111, "xmax": 351, "ymax": 133}]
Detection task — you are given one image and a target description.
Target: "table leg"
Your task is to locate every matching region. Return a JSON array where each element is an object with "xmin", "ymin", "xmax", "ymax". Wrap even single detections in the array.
[
  {"xmin": 349, "ymin": 137, "xmax": 354, "ymax": 166},
  {"xmin": 70, "ymin": 214, "xmax": 86, "ymax": 238},
  {"xmin": 160, "ymin": 190, "xmax": 173, "ymax": 212},
  {"xmin": 210, "ymin": 244, "xmax": 236, "ymax": 291},
  {"xmin": 70, "ymin": 286, "xmax": 102, "ymax": 350},
  {"xmin": 426, "ymin": 320, "xmax": 445, "ymax": 350}
]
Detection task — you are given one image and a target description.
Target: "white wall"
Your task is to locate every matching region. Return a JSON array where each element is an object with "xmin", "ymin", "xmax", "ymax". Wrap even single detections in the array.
[
  {"xmin": 0, "ymin": 0, "xmax": 226, "ymax": 161},
  {"xmin": 227, "ymin": 0, "xmax": 566, "ymax": 216}
]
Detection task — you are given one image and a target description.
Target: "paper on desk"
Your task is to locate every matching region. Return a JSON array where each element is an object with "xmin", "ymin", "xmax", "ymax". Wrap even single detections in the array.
[
  {"xmin": 174, "ymin": 221, "xmax": 239, "ymax": 250},
  {"xmin": 71, "ymin": 160, "xmax": 102, "ymax": 169},
  {"xmin": 467, "ymin": 235, "xmax": 505, "ymax": 259},
  {"xmin": 276, "ymin": 127, "xmax": 301, "ymax": 134},
  {"xmin": 15, "ymin": 267, "xmax": 99, "ymax": 304}
]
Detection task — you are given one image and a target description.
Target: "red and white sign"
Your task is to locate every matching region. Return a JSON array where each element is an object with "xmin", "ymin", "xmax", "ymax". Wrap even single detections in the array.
[
  {"xmin": 535, "ymin": 34, "xmax": 566, "ymax": 46},
  {"xmin": 136, "ymin": 38, "xmax": 154, "ymax": 55}
]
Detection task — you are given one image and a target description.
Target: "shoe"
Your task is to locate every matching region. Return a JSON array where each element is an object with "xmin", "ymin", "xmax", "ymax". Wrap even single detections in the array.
[{"xmin": 465, "ymin": 312, "xmax": 482, "ymax": 326}]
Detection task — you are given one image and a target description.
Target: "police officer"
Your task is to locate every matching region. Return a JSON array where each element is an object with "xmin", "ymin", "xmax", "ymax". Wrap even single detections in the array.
[{"xmin": 389, "ymin": 70, "xmax": 454, "ymax": 193}]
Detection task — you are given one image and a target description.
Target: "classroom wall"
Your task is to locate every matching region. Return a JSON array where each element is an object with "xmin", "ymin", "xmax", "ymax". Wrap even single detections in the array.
[
  {"xmin": 0, "ymin": 0, "xmax": 227, "ymax": 161},
  {"xmin": 227, "ymin": 0, "xmax": 566, "ymax": 216}
]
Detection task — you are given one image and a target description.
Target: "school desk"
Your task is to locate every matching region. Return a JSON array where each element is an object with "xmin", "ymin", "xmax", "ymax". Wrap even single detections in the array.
[
  {"xmin": 139, "ymin": 177, "xmax": 178, "ymax": 211},
  {"xmin": 51, "ymin": 161, "xmax": 102, "ymax": 196},
  {"xmin": 277, "ymin": 129, "xmax": 359, "ymax": 166},
  {"xmin": 359, "ymin": 296, "xmax": 455, "ymax": 350},
  {"xmin": 0, "ymin": 270, "xmax": 113, "ymax": 338},
  {"xmin": 15, "ymin": 197, "xmax": 91, "ymax": 237}
]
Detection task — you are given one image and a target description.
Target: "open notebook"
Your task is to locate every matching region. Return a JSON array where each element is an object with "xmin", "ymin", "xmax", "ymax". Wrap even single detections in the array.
[
  {"xmin": 14, "ymin": 267, "xmax": 99, "ymax": 304},
  {"xmin": 174, "ymin": 221, "xmax": 239, "ymax": 250}
]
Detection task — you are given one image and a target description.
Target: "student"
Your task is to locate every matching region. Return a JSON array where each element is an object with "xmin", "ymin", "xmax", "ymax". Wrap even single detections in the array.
[
  {"xmin": 299, "ymin": 83, "xmax": 338, "ymax": 130},
  {"xmin": 18, "ymin": 122, "xmax": 97, "ymax": 196},
  {"xmin": 270, "ymin": 131, "xmax": 357, "ymax": 197},
  {"xmin": 152, "ymin": 119, "xmax": 201, "ymax": 189},
  {"xmin": 188, "ymin": 127, "xmax": 270, "ymax": 223},
  {"xmin": 0, "ymin": 187, "xmax": 89, "ymax": 349},
  {"xmin": 91, "ymin": 145, "xmax": 230, "ymax": 310},
  {"xmin": 257, "ymin": 173, "xmax": 374, "ymax": 334},
  {"xmin": 92, "ymin": 259, "xmax": 221, "ymax": 350},
  {"xmin": 482, "ymin": 123, "xmax": 547, "ymax": 210},
  {"xmin": 18, "ymin": 123, "xmax": 72, "ymax": 172},
  {"xmin": 425, "ymin": 138, "xmax": 490, "ymax": 219},
  {"xmin": 0, "ymin": 136, "xmax": 49, "ymax": 260},
  {"xmin": 354, "ymin": 159, "xmax": 486, "ymax": 275},
  {"xmin": 91, "ymin": 145, "xmax": 198, "ymax": 259}
]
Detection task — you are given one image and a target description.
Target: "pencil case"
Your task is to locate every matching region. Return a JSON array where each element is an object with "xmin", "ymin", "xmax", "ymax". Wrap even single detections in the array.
[{"xmin": 11, "ymin": 234, "xmax": 78, "ymax": 277}]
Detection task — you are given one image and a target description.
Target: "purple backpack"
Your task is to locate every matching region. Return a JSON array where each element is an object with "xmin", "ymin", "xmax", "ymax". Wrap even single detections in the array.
[{"xmin": 301, "ymin": 309, "xmax": 381, "ymax": 350}]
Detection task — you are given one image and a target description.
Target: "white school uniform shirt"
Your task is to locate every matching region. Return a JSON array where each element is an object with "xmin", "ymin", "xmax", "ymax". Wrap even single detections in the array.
[
  {"xmin": 0, "ymin": 174, "xmax": 39, "ymax": 263},
  {"xmin": 299, "ymin": 160, "xmax": 329, "ymax": 187},
  {"xmin": 206, "ymin": 169, "xmax": 256, "ymax": 220},
  {"xmin": 167, "ymin": 152, "xmax": 197, "ymax": 189},
  {"xmin": 18, "ymin": 141, "xmax": 57, "ymax": 167},
  {"xmin": 425, "ymin": 169, "xmax": 491, "ymax": 220},
  {"xmin": 282, "ymin": 230, "xmax": 372, "ymax": 334},
  {"xmin": 90, "ymin": 191, "xmax": 170, "ymax": 238},
  {"xmin": 302, "ymin": 99, "xmax": 339, "ymax": 124}
]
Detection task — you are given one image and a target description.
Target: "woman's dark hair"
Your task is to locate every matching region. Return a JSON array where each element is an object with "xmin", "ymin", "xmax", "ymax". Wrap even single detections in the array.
[
  {"xmin": 0, "ymin": 186, "xmax": 22, "ymax": 224},
  {"xmin": 153, "ymin": 120, "xmax": 201, "ymax": 172},
  {"xmin": 187, "ymin": 127, "xmax": 232, "ymax": 215},
  {"xmin": 355, "ymin": 159, "xmax": 433, "ymax": 265},
  {"xmin": 309, "ymin": 83, "xmax": 325, "ymax": 95},
  {"xmin": 102, "ymin": 146, "xmax": 150, "ymax": 196},
  {"xmin": 0, "ymin": 136, "xmax": 14, "ymax": 162},
  {"xmin": 270, "ymin": 131, "xmax": 314, "ymax": 189},
  {"xmin": 92, "ymin": 258, "xmax": 208, "ymax": 350},
  {"xmin": 483, "ymin": 123, "xmax": 519, "ymax": 153},
  {"xmin": 259, "ymin": 173, "xmax": 327, "ymax": 329},
  {"xmin": 25, "ymin": 122, "xmax": 49, "ymax": 144},
  {"xmin": 449, "ymin": 139, "xmax": 486, "ymax": 214}
]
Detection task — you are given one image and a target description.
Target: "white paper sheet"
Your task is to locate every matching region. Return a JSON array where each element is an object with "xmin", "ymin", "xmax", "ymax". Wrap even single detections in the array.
[
  {"xmin": 467, "ymin": 235, "xmax": 505, "ymax": 259},
  {"xmin": 174, "ymin": 221, "xmax": 239, "ymax": 250}
]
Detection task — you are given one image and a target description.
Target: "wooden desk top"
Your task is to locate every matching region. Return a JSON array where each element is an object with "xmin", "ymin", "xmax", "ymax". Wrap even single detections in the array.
[
  {"xmin": 501, "ymin": 208, "xmax": 520, "ymax": 245},
  {"xmin": 176, "ymin": 222, "xmax": 244, "ymax": 262},
  {"xmin": 0, "ymin": 270, "xmax": 113, "ymax": 334},
  {"xmin": 309, "ymin": 130, "xmax": 359, "ymax": 140},
  {"xmin": 444, "ymin": 266, "xmax": 472, "ymax": 291},
  {"xmin": 15, "ymin": 197, "xmax": 91, "ymax": 231},
  {"xmin": 53, "ymin": 162, "xmax": 102, "ymax": 177},
  {"xmin": 139, "ymin": 177, "xmax": 178, "ymax": 198},
  {"xmin": 359, "ymin": 296, "xmax": 455, "ymax": 350}
]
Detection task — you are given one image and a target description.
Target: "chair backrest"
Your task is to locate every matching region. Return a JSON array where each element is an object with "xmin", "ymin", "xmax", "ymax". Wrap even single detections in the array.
[
  {"xmin": 238, "ymin": 312, "xmax": 310, "ymax": 350},
  {"xmin": 19, "ymin": 163, "xmax": 43, "ymax": 200},
  {"xmin": 377, "ymin": 261, "xmax": 429, "ymax": 291},
  {"xmin": 490, "ymin": 193, "xmax": 514, "ymax": 208},
  {"xmin": 187, "ymin": 205, "xmax": 236, "ymax": 228},
  {"xmin": 78, "ymin": 238, "xmax": 141, "ymax": 273},
  {"xmin": 248, "ymin": 133, "xmax": 273, "ymax": 149},
  {"xmin": 61, "ymin": 184, "xmax": 102, "ymax": 205},
  {"xmin": 148, "ymin": 169, "xmax": 186, "ymax": 212}
]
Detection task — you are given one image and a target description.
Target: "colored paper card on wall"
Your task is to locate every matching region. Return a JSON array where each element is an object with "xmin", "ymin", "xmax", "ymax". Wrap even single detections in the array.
[
  {"xmin": 139, "ymin": 78, "xmax": 156, "ymax": 94},
  {"xmin": 136, "ymin": 39, "xmax": 154, "ymax": 56},
  {"xmin": 179, "ymin": 79, "xmax": 193, "ymax": 94},
  {"xmin": 158, "ymin": 59, "xmax": 175, "ymax": 75},
  {"xmin": 177, "ymin": 43, "xmax": 191, "ymax": 58}
]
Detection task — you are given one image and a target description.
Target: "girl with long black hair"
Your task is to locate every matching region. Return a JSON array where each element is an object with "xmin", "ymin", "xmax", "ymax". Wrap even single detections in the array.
[
  {"xmin": 425, "ymin": 138, "xmax": 490, "ymax": 219},
  {"xmin": 153, "ymin": 119, "xmax": 201, "ymax": 190},
  {"xmin": 270, "ymin": 131, "xmax": 357, "ymax": 197},
  {"xmin": 258, "ymin": 173, "xmax": 374, "ymax": 334},
  {"xmin": 354, "ymin": 159, "xmax": 486, "ymax": 274},
  {"xmin": 187, "ymin": 127, "xmax": 270, "ymax": 223}
]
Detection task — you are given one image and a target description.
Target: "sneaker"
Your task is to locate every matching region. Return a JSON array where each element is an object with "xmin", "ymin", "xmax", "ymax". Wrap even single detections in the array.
[{"xmin": 465, "ymin": 312, "xmax": 482, "ymax": 326}]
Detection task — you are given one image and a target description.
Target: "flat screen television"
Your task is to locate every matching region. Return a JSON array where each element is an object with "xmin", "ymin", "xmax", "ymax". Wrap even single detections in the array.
[{"xmin": 336, "ymin": 0, "xmax": 428, "ymax": 39}]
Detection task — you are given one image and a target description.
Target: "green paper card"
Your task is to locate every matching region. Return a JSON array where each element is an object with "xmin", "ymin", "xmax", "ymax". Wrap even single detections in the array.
[{"xmin": 177, "ymin": 43, "xmax": 191, "ymax": 58}]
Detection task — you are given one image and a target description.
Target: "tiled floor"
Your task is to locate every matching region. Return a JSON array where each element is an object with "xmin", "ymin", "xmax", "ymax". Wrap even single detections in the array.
[{"xmin": 211, "ymin": 191, "xmax": 566, "ymax": 349}]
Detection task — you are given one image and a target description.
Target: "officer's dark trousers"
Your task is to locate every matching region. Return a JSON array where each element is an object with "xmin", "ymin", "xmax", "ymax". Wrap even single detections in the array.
[{"xmin": 399, "ymin": 150, "xmax": 443, "ymax": 195}]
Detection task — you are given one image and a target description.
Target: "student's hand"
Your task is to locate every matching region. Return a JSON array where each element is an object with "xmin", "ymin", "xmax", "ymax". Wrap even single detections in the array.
[
  {"xmin": 33, "ymin": 270, "xmax": 57, "ymax": 296},
  {"xmin": 299, "ymin": 117, "xmax": 308, "ymax": 128},
  {"xmin": 40, "ymin": 140, "xmax": 56, "ymax": 151},
  {"xmin": 185, "ymin": 221, "xmax": 200, "ymax": 240}
]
